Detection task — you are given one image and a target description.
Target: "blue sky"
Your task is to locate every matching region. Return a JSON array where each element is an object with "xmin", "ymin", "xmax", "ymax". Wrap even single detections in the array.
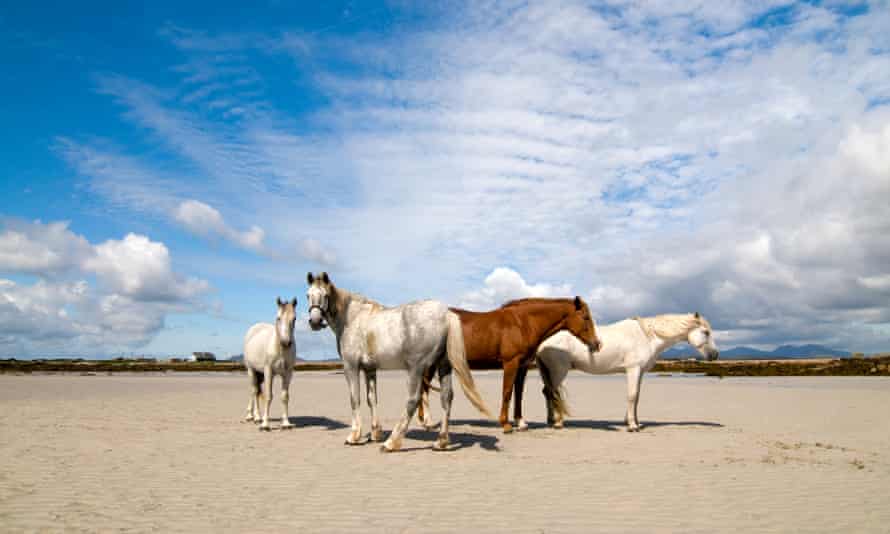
[{"xmin": 2, "ymin": 0, "xmax": 889, "ymax": 358}]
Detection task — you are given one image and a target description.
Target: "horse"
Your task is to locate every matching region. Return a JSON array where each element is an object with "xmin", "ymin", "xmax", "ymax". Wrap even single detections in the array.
[
  {"xmin": 535, "ymin": 312, "xmax": 719, "ymax": 431},
  {"xmin": 305, "ymin": 272, "xmax": 490, "ymax": 452},
  {"xmin": 243, "ymin": 297, "xmax": 298, "ymax": 431},
  {"xmin": 419, "ymin": 297, "xmax": 601, "ymax": 434}
]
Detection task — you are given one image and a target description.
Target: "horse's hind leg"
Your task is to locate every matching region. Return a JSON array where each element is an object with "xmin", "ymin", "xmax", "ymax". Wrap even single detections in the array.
[
  {"xmin": 513, "ymin": 365, "xmax": 529, "ymax": 431},
  {"xmin": 260, "ymin": 367, "xmax": 274, "ymax": 431},
  {"xmin": 417, "ymin": 365, "xmax": 436, "ymax": 430},
  {"xmin": 625, "ymin": 366, "xmax": 643, "ymax": 432},
  {"xmin": 433, "ymin": 363, "xmax": 454, "ymax": 451},
  {"xmin": 280, "ymin": 370, "xmax": 294, "ymax": 429},
  {"xmin": 253, "ymin": 371, "xmax": 264, "ymax": 422},
  {"xmin": 381, "ymin": 370, "xmax": 423, "ymax": 453},
  {"xmin": 365, "ymin": 369, "xmax": 383, "ymax": 442},
  {"xmin": 244, "ymin": 368, "xmax": 258, "ymax": 422},
  {"xmin": 499, "ymin": 357, "xmax": 521, "ymax": 433}
]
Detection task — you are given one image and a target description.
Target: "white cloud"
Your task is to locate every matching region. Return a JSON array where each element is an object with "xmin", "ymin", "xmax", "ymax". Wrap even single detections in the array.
[
  {"xmin": 0, "ymin": 219, "xmax": 91, "ymax": 275},
  {"xmin": 51, "ymin": 2, "xmax": 890, "ymax": 352},
  {"xmin": 85, "ymin": 233, "xmax": 210, "ymax": 302},
  {"xmin": 173, "ymin": 200, "xmax": 266, "ymax": 253},
  {"xmin": 0, "ymin": 219, "xmax": 210, "ymax": 356},
  {"xmin": 459, "ymin": 267, "xmax": 572, "ymax": 310}
]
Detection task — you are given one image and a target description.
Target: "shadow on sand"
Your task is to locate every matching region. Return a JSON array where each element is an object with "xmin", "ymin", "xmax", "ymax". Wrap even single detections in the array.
[
  {"xmin": 448, "ymin": 418, "xmax": 724, "ymax": 432},
  {"xmin": 391, "ymin": 428, "xmax": 500, "ymax": 453},
  {"xmin": 265, "ymin": 416, "xmax": 349, "ymax": 430}
]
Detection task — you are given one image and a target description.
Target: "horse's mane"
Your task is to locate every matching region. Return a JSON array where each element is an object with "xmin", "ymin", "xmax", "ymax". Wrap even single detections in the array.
[
  {"xmin": 336, "ymin": 287, "xmax": 383, "ymax": 311},
  {"xmin": 635, "ymin": 313, "xmax": 710, "ymax": 339},
  {"xmin": 500, "ymin": 297, "xmax": 574, "ymax": 308}
]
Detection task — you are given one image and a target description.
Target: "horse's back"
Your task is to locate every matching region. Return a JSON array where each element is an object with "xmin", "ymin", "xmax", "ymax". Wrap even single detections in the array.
[{"xmin": 348, "ymin": 299, "xmax": 448, "ymax": 369}]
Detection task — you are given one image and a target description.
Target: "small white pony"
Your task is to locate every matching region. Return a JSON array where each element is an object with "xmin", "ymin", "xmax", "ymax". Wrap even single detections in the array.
[
  {"xmin": 536, "ymin": 312, "xmax": 719, "ymax": 431},
  {"xmin": 243, "ymin": 297, "xmax": 298, "ymax": 431}
]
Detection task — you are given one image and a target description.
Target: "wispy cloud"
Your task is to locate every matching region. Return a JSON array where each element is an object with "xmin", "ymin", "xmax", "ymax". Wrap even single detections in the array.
[{"xmin": 45, "ymin": 0, "xmax": 890, "ymax": 353}]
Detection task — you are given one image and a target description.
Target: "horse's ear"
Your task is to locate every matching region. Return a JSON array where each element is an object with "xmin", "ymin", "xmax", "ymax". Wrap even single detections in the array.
[
  {"xmin": 276, "ymin": 297, "xmax": 284, "ymax": 307},
  {"xmin": 307, "ymin": 272, "xmax": 314, "ymax": 285},
  {"xmin": 321, "ymin": 272, "xmax": 330, "ymax": 284},
  {"xmin": 574, "ymin": 296, "xmax": 582, "ymax": 310},
  {"xmin": 291, "ymin": 297, "xmax": 297, "ymax": 307},
  {"xmin": 694, "ymin": 311, "xmax": 701, "ymax": 319}
]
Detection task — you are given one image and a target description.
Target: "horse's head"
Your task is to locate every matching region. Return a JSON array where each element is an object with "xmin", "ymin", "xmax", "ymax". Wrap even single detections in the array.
[
  {"xmin": 687, "ymin": 312, "xmax": 719, "ymax": 361},
  {"xmin": 306, "ymin": 272, "xmax": 333, "ymax": 331},
  {"xmin": 564, "ymin": 296, "xmax": 602, "ymax": 353},
  {"xmin": 276, "ymin": 296, "xmax": 297, "ymax": 348}
]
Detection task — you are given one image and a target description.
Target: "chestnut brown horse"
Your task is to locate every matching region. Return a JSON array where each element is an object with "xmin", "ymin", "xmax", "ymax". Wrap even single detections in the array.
[{"xmin": 420, "ymin": 296, "xmax": 601, "ymax": 433}]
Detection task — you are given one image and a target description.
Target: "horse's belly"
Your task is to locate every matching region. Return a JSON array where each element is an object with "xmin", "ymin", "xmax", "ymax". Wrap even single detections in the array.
[{"xmin": 366, "ymin": 351, "xmax": 408, "ymax": 371}]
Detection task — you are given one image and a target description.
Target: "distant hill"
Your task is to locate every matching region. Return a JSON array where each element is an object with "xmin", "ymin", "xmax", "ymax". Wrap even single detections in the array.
[{"xmin": 662, "ymin": 344, "xmax": 850, "ymax": 360}]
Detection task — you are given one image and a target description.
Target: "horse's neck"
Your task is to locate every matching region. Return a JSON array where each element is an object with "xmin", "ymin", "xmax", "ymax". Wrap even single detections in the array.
[
  {"xmin": 525, "ymin": 304, "xmax": 574, "ymax": 343},
  {"xmin": 328, "ymin": 289, "xmax": 377, "ymax": 339},
  {"xmin": 637, "ymin": 317, "xmax": 689, "ymax": 355}
]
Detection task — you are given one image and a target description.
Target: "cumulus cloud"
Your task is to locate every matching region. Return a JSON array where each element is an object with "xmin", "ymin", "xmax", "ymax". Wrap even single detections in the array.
[
  {"xmin": 0, "ymin": 219, "xmax": 210, "ymax": 356},
  {"xmin": 0, "ymin": 219, "xmax": 91, "ymax": 275},
  {"xmin": 173, "ymin": 199, "xmax": 266, "ymax": 253},
  {"xmin": 85, "ymin": 233, "xmax": 210, "ymax": 301},
  {"xmin": 52, "ymin": 1, "xmax": 890, "ymax": 352},
  {"xmin": 459, "ymin": 267, "xmax": 573, "ymax": 310}
]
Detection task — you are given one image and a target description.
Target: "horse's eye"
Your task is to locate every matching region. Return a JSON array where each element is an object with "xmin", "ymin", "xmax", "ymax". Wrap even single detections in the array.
[{"xmin": 703, "ymin": 330, "xmax": 710, "ymax": 337}]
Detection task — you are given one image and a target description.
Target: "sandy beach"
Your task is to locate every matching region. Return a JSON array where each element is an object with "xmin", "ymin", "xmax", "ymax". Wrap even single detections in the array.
[{"xmin": 1, "ymin": 371, "xmax": 888, "ymax": 533}]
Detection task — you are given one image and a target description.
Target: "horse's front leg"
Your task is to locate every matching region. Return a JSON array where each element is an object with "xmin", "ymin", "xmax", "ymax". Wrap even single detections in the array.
[
  {"xmin": 625, "ymin": 366, "xmax": 643, "ymax": 432},
  {"xmin": 499, "ymin": 358, "xmax": 521, "ymax": 433},
  {"xmin": 433, "ymin": 364, "xmax": 454, "ymax": 451},
  {"xmin": 344, "ymin": 364, "xmax": 363, "ymax": 444},
  {"xmin": 381, "ymin": 370, "xmax": 423, "ymax": 452},
  {"xmin": 260, "ymin": 367, "xmax": 274, "ymax": 431},
  {"xmin": 513, "ymin": 365, "xmax": 529, "ymax": 431},
  {"xmin": 365, "ymin": 369, "xmax": 383, "ymax": 442},
  {"xmin": 279, "ymin": 369, "xmax": 294, "ymax": 430}
]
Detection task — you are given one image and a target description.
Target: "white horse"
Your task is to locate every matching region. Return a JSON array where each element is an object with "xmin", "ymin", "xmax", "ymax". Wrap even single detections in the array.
[
  {"xmin": 306, "ymin": 272, "xmax": 490, "ymax": 452},
  {"xmin": 243, "ymin": 297, "xmax": 298, "ymax": 431},
  {"xmin": 536, "ymin": 312, "xmax": 719, "ymax": 431}
]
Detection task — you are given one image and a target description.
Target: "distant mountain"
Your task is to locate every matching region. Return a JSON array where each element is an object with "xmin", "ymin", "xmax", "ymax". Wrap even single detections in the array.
[{"xmin": 662, "ymin": 344, "xmax": 849, "ymax": 359}]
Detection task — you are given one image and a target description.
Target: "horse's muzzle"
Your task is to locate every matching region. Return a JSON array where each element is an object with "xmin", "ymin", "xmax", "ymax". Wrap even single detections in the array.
[
  {"xmin": 589, "ymin": 340, "xmax": 603, "ymax": 353},
  {"xmin": 706, "ymin": 350, "xmax": 720, "ymax": 361},
  {"xmin": 309, "ymin": 319, "xmax": 327, "ymax": 331}
]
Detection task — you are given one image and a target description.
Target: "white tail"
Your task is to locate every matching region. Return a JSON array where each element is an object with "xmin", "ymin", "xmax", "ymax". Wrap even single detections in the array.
[{"xmin": 446, "ymin": 311, "xmax": 491, "ymax": 418}]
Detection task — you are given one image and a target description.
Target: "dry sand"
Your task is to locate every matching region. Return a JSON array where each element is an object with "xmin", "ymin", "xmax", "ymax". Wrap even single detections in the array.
[{"xmin": 1, "ymin": 371, "xmax": 888, "ymax": 533}]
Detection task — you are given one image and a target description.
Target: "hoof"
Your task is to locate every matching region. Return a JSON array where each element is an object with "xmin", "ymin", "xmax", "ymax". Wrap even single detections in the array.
[
  {"xmin": 553, "ymin": 421, "xmax": 564, "ymax": 430},
  {"xmin": 516, "ymin": 421, "xmax": 529, "ymax": 432},
  {"xmin": 380, "ymin": 440, "xmax": 400, "ymax": 453},
  {"xmin": 432, "ymin": 438, "xmax": 451, "ymax": 451},
  {"xmin": 280, "ymin": 423, "xmax": 294, "ymax": 430},
  {"xmin": 370, "ymin": 427, "xmax": 384, "ymax": 442},
  {"xmin": 502, "ymin": 424, "xmax": 513, "ymax": 434},
  {"xmin": 626, "ymin": 424, "xmax": 641, "ymax": 432},
  {"xmin": 259, "ymin": 425, "xmax": 271, "ymax": 432},
  {"xmin": 344, "ymin": 438, "xmax": 363, "ymax": 446}
]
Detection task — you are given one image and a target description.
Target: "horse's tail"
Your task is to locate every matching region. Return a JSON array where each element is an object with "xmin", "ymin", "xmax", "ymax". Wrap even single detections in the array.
[
  {"xmin": 538, "ymin": 358, "xmax": 570, "ymax": 421},
  {"xmin": 446, "ymin": 311, "xmax": 491, "ymax": 418}
]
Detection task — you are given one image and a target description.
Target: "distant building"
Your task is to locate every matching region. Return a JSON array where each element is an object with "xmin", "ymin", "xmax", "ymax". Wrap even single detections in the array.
[{"xmin": 190, "ymin": 352, "xmax": 217, "ymax": 362}]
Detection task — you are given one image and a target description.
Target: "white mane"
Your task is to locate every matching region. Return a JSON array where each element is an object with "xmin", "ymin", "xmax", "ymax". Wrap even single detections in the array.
[{"xmin": 634, "ymin": 313, "xmax": 710, "ymax": 340}]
